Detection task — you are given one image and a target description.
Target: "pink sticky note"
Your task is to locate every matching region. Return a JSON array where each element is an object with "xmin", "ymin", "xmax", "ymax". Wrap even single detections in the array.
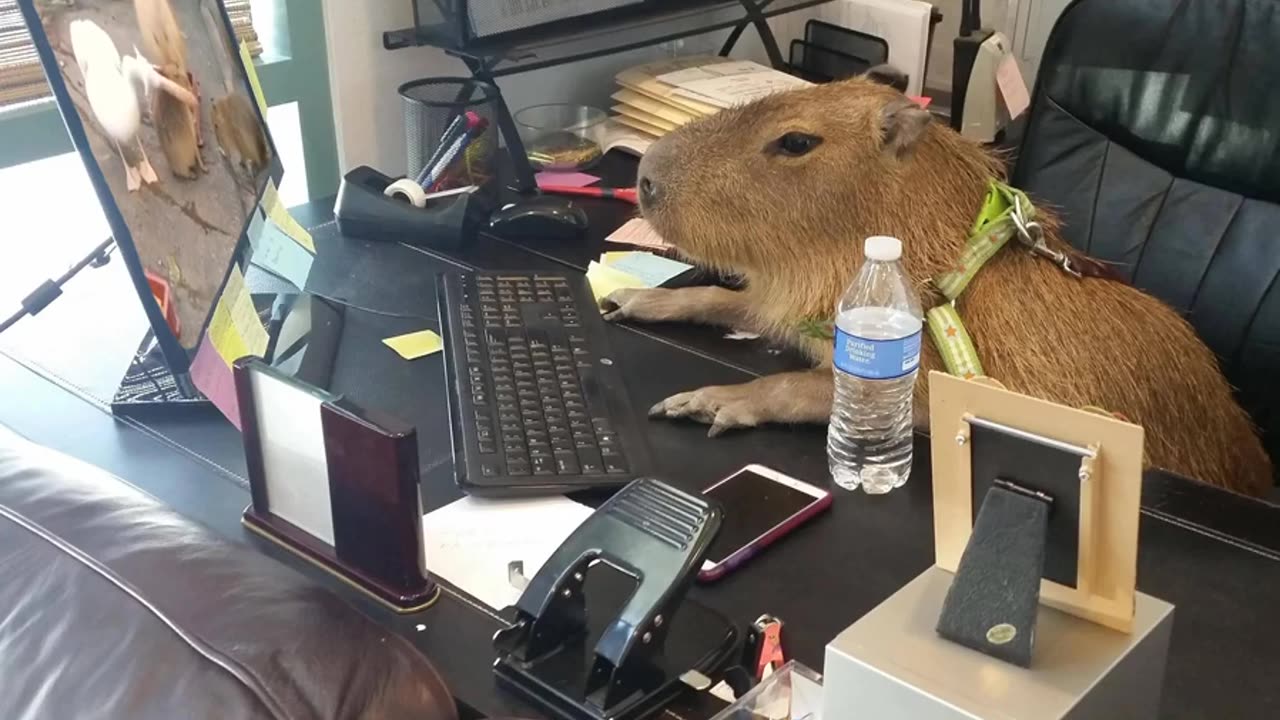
[
  {"xmin": 996, "ymin": 55, "xmax": 1030, "ymax": 120},
  {"xmin": 606, "ymin": 218, "xmax": 670, "ymax": 249},
  {"xmin": 536, "ymin": 171, "xmax": 601, "ymax": 189},
  {"xmin": 908, "ymin": 95, "xmax": 933, "ymax": 109},
  {"xmin": 191, "ymin": 336, "xmax": 241, "ymax": 430}
]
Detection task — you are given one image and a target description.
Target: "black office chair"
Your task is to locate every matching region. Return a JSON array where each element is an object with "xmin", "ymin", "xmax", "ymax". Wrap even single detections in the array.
[{"xmin": 1011, "ymin": 0, "xmax": 1280, "ymax": 482}]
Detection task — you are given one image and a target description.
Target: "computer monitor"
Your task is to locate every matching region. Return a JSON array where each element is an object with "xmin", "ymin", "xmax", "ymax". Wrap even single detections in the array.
[{"xmin": 19, "ymin": 0, "xmax": 280, "ymax": 380}]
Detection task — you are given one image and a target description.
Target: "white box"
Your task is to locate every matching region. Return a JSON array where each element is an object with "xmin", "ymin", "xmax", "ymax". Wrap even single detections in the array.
[{"xmin": 823, "ymin": 566, "xmax": 1174, "ymax": 719}]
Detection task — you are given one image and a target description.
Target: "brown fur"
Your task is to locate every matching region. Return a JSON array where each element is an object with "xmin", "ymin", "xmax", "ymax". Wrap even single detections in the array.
[
  {"xmin": 212, "ymin": 94, "xmax": 268, "ymax": 177},
  {"xmin": 137, "ymin": 0, "xmax": 203, "ymax": 179},
  {"xmin": 625, "ymin": 77, "xmax": 1271, "ymax": 496},
  {"xmin": 153, "ymin": 63, "xmax": 204, "ymax": 179}
]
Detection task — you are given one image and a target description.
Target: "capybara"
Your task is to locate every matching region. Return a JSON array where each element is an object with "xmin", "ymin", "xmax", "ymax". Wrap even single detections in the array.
[
  {"xmin": 153, "ymin": 63, "xmax": 204, "ymax": 179},
  {"xmin": 603, "ymin": 76, "xmax": 1272, "ymax": 496},
  {"xmin": 212, "ymin": 93, "xmax": 268, "ymax": 177}
]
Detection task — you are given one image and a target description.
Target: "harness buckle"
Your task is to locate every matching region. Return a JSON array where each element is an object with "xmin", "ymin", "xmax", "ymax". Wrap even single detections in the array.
[{"xmin": 1012, "ymin": 196, "xmax": 1083, "ymax": 279}]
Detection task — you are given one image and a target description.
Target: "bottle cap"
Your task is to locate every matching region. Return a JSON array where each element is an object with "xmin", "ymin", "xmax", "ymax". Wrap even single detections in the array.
[{"xmin": 864, "ymin": 236, "xmax": 902, "ymax": 262}]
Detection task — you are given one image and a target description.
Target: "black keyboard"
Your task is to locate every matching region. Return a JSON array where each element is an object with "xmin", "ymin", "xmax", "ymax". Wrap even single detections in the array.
[{"xmin": 438, "ymin": 272, "xmax": 652, "ymax": 496}]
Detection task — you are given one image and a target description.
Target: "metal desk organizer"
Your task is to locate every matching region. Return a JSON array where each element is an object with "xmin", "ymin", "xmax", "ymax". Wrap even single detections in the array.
[{"xmin": 493, "ymin": 478, "xmax": 740, "ymax": 720}]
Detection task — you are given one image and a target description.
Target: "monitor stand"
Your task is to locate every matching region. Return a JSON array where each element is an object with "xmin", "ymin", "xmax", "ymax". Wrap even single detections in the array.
[{"xmin": 111, "ymin": 332, "xmax": 209, "ymax": 418}]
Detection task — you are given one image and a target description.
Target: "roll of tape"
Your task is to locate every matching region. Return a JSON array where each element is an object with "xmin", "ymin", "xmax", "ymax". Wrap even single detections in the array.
[{"xmin": 384, "ymin": 178, "xmax": 427, "ymax": 208}]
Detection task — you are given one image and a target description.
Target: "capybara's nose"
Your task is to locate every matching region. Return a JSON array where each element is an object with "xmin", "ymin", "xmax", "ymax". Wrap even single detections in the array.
[{"xmin": 639, "ymin": 176, "xmax": 660, "ymax": 206}]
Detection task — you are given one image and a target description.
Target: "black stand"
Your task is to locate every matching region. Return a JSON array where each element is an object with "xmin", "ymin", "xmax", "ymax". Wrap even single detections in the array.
[
  {"xmin": 935, "ymin": 414, "xmax": 1092, "ymax": 668},
  {"xmin": 936, "ymin": 482, "xmax": 1051, "ymax": 667},
  {"xmin": 493, "ymin": 478, "xmax": 740, "ymax": 720},
  {"xmin": 0, "ymin": 237, "xmax": 206, "ymax": 414},
  {"xmin": 0, "ymin": 237, "xmax": 115, "ymax": 335},
  {"xmin": 950, "ymin": 0, "xmax": 994, "ymax": 131}
]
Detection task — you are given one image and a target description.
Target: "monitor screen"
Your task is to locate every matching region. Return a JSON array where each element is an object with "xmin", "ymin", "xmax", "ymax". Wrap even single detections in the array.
[{"xmin": 22, "ymin": 0, "xmax": 275, "ymax": 355}]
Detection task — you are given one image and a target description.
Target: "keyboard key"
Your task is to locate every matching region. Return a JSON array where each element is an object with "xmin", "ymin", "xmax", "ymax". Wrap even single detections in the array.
[
  {"xmin": 555, "ymin": 451, "xmax": 581, "ymax": 475},
  {"xmin": 476, "ymin": 425, "xmax": 494, "ymax": 442},
  {"xmin": 478, "ymin": 441, "xmax": 497, "ymax": 454},
  {"xmin": 605, "ymin": 458, "xmax": 630, "ymax": 474},
  {"xmin": 553, "ymin": 437, "xmax": 575, "ymax": 452},
  {"xmin": 507, "ymin": 461, "xmax": 531, "ymax": 476},
  {"xmin": 481, "ymin": 462, "xmax": 501, "ymax": 477},
  {"xmin": 578, "ymin": 447, "xmax": 604, "ymax": 474}
]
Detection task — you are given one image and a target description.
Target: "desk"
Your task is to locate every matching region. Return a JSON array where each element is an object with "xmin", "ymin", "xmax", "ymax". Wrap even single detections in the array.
[{"xmin": 1, "ymin": 155, "xmax": 1279, "ymax": 719}]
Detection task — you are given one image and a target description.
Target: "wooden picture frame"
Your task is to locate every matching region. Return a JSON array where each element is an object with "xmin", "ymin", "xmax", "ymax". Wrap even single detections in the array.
[{"xmin": 929, "ymin": 372, "xmax": 1144, "ymax": 633}]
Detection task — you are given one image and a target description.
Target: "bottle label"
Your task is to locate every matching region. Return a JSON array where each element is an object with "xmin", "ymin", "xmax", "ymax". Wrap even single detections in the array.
[{"xmin": 833, "ymin": 328, "xmax": 921, "ymax": 379}]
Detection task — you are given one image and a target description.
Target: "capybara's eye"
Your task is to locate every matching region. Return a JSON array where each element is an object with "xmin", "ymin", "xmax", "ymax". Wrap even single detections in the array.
[{"xmin": 773, "ymin": 132, "xmax": 823, "ymax": 157}]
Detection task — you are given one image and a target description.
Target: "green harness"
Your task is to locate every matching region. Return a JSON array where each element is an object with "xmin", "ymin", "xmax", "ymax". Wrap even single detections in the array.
[{"xmin": 802, "ymin": 180, "xmax": 1083, "ymax": 379}]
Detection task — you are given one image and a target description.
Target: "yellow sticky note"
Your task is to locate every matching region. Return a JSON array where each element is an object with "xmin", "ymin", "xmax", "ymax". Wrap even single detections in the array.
[
  {"xmin": 262, "ymin": 179, "xmax": 316, "ymax": 253},
  {"xmin": 586, "ymin": 260, "xmax": 647, "ymax": 304},
  {"xmin": 227, "ymin": 268, "xmax": 269, "ymax": 356},
  {"xmin": 209, "ymin": 265, "xmax": 267, "ymax": 365},
  {"xmin": 383, "ymin": 330, "xmax": 443, "ymax": 360},
  {"xmin": 239, "ymin": 40, "xmax": 268, "ymax": 118}
]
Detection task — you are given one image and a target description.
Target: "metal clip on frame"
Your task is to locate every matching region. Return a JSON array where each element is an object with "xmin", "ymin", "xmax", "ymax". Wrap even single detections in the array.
[{"xmin": 493, "ymin": 478, "xmax": 736, "ymax": 720}]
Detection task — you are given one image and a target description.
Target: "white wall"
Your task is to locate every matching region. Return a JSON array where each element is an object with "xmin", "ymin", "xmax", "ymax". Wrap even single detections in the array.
[{"xmin": 318, "ymin": 1, "xmax": 721, "ymax": 177}]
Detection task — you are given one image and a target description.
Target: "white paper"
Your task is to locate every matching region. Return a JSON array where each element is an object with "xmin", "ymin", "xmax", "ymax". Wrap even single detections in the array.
[
  {"xmin": 656, "ymin": 60, "xmax": 811, "ymax": 109},
  {"xmin": 251, "ymin": 369, "xmax": 335, "ymax": 544},
  {"xmin": 790, "ymin": 671, "xmax": 824, "ymax": 720},
  {"xmin": 672, "ymin": 71, "xmax": 813, "ymax": 109},
  {"xmin": 996, "ymin": 54, "xmax": 1031, "ymax": 119},
  {"xmin": 422, "ymin": 496, "xmax": 594, "ymax": 611},
  {"xmin": 468, "ymin": 0, "xmax": 639, "ymax": 37}
]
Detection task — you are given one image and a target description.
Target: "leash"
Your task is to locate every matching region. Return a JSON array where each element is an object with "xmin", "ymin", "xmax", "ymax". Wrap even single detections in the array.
[
  {"xmin": 797, "ymin": 181, "xmax": 1092, "ymax": 380},
  {"xmin": 927, "ymin": 180, "xmax": 1085, "ymax": 378}
]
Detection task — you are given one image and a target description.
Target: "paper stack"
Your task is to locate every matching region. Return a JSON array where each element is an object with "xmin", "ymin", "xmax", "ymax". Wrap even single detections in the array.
[{"xmin": 611, "ymin": 56, "xmax": 813, "ymax": 142}]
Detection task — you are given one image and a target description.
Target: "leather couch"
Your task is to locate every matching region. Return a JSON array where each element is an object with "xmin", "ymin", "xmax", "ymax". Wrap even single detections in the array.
[
  {"xmin": 1012, "ymin": 0, "xmax": 1280, "ymax": 478},
  {"xmin": 0, "ymin": 423, "xmax": 457, "ymax": 720}
]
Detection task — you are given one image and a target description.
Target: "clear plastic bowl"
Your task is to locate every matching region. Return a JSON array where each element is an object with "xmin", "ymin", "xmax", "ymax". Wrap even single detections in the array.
[{"xmin": 515, "ymin": 104, "xmax": 608, "ymax": 171}]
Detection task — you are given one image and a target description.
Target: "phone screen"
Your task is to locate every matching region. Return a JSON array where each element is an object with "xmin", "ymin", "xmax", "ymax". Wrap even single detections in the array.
[{"xmin": 703, "ymin": 469, "xmax": 819, "ymax": 565}]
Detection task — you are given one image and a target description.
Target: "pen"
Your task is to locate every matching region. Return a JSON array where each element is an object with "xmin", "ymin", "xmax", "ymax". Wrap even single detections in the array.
[
  {"xmin": 538, "ymin": 185, "xmax": 639, "ymax": 205},
  {"xmin": 423, "ymin": 117, "xmax": 490, "ymax": 191},
  {"xmin": 415, "ymin": 111, "xmax": 480, "ymax": 187}
]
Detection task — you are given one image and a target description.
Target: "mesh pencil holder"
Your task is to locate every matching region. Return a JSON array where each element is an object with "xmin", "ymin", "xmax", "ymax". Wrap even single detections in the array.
[{"xmin": 399, "ymin": 77, "xmax": 500, "ymax": 191}]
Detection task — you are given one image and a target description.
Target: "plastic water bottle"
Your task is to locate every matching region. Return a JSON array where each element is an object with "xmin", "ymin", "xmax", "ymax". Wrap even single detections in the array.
[{"xmin": 827, "ymin": 236, "xmax": 923, "ymax": 494}]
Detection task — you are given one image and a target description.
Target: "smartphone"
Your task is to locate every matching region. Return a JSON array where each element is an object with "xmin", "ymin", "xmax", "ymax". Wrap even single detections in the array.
[{"xmin": 698, "ymin": 465, "xmax": 833, "ymax": 582}]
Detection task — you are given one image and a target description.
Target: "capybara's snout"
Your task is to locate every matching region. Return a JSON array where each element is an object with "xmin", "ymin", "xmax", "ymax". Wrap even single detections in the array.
[{"xmin": 636, "ymin": 134, "xmax": 677, "ymax": 214}]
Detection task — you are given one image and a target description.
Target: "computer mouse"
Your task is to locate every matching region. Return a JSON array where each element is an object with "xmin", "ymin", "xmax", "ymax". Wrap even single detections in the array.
[{"xmin": 488, "ymin": 196, "xmax": 589, "ymax": 240}]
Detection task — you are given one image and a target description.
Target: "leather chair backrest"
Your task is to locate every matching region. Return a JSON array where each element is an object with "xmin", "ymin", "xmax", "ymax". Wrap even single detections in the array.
[{"xmin": 1012, "ymin": 0, "xmax": 1280, "ymax": 474}]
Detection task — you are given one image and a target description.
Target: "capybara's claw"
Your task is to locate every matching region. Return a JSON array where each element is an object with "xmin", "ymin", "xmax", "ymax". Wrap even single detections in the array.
[
  {"xmin": 599, "ymin": 287, "xmax": 674, "ymax": 324},
  {"xmin": 648, "ymin": 385, "xmax": 761, "ymax": 436}
]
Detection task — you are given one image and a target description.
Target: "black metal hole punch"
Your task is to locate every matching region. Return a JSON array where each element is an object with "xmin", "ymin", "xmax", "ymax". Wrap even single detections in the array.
[{"xmin": 493, "ymin": 478, "xmax": 741, "ymax": 720}]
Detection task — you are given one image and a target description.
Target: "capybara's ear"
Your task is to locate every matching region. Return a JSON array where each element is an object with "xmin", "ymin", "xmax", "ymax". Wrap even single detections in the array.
[
  {"xmin": 880, "ymin": 96, "xmax": 931, "ymax": 159},
  {"xmin": 865, "ymin": 63, "xmax": 908, "ymax": 93}
]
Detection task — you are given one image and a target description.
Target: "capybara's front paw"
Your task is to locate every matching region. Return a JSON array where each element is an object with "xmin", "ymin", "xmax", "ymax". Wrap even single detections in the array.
[
  {"xmin": 600, "ymin": 287, "xmax": 674, "ymax": 323},
  {"xmin": 649, "ymin": 384, "xmax": 762, "ymax": 437}
]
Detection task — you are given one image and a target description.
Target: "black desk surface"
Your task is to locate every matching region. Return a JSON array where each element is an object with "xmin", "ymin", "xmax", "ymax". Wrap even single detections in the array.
[{"xmin": 2, "ymin": 155, "xmax": 1280, "ymax": 718}]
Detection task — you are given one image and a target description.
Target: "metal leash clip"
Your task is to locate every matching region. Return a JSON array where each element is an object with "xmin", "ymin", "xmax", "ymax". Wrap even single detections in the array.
[{"xmin": 1012, "ymin": 196, "xmax": 1082, "ymax": 279}]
